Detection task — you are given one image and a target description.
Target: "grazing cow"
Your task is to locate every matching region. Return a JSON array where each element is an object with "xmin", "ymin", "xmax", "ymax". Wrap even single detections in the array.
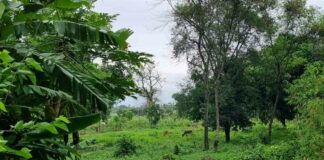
[{"xmin": 182, "ymin": 130, "xmax": 193, "ymax": 137}]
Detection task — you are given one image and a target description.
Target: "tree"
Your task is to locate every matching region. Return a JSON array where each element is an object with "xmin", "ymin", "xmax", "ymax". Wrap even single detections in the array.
[
  {"xmin": 170, "ymin": 0, "xmax": 213, "ymax": 150},
  {"xmin": 136, "ymin": 63, "xmax": 163, "ymax": 126},
  {"xmin": 247, "ymin": 0, "xmax": 316, "ymax": 144},
  {"xmin": 0, "ymin": 0, "xmax": 150, "ymax": 159},
  {"xmin": 288, "ymin": 62, "xmax": 324, "ymax": 130},
  {"xmin": 170, "ymin": 0, "xmax": 275, "ymax": 150},
  {"xmin": 136, "ymin": 63, "xmax": 163, "ymax": 107},
  {"xmin": 173, "ymin": 58, "xmax": 254, "ymax": 143}
]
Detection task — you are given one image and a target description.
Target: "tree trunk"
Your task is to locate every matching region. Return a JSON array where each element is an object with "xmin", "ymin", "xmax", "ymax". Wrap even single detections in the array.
[
  {"xmin": 224, "ymin": 123, "xmax": 230, "ymax": 143},
  {"xmin": 72, "ymin": 131, "xmax": 80, "ymax": 146},
  {"xmin": 214, "ymin": 85, "xmax": 220, "ymax": 150},
  {"xmin": 203, "ymin": 75, "xmax": 210, "ymax": 151},
  {"xmin": 204, "ymin": 88, "xmax": 209, "ymax": 151},
  {"xmin": 268, "ymin": 89, "xmax": 280, "ymax": 144}
]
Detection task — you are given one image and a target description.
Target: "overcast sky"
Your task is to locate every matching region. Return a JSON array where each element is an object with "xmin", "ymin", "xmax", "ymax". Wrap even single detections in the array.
[{"xmin": 94, "ymin": 0, "xmax": 324, "ymax": 107}]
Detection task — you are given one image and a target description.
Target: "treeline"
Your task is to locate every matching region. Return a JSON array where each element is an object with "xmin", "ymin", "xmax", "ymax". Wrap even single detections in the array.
[{"xmin": 170, "ymin": 0, "xmax": 323, "ymax": 155}]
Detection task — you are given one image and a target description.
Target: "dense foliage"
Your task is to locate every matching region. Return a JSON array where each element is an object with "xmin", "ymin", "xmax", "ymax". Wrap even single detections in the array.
[{"xmin": 0, "ymin": 0, "xmax": 149, "ymax": 159}]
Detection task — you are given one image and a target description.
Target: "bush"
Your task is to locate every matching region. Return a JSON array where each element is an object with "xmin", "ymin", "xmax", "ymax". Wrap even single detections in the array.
[
  {"xmin": 114, "ymin": 136, "xmax": 137, "ymax": 157},
  {"xmin": 241, "ymin": 142, "xmax": 301, "ymax": 160},
  {"xmin": 241, "ymin": 144, "xmax": 271, "ymax": 160},
  {"xmin": 146, "ymin": 104, "xmax": 161, "ymax": 126},
  {"xmin": 258, "ymin": 132, "xmax": 270, "ymax": 145},
  {"xmin": 173, "ymin": 144, "xmax": 180, "ymax": 155}
]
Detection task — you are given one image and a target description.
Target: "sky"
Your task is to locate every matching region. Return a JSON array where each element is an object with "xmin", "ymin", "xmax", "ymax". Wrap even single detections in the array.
[{"xmin": 94, "ymin": 0, "xmax": 324, "ymax": 107}]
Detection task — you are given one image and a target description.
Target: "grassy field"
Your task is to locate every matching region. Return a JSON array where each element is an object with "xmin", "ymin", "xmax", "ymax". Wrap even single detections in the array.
[{"xmin": 77, "ymin": 117, "xmax": 304, "ymax": 160}]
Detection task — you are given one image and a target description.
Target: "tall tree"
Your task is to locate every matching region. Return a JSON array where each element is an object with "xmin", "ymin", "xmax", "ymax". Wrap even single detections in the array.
[
  {"xmin": 136, "ymin": 63, "xmax": 164, "ymax": 126},
  {"xmin": 254, "ymin": 0, "xmax": 315, "ymax": 144},
  {"xmin": 136, "ymin": 63, "xmax": 163, "ymax": 107},
  {"xmin": 170, "ymin": 0, "xmax": 275, "ymax": 150},
  {"xmin": 170, "ymin": 0, "xmax": 212, "ymax": 150},
  {"xmin": 201, "ymin": 0, "xmax": 275, "ymax": 149}
]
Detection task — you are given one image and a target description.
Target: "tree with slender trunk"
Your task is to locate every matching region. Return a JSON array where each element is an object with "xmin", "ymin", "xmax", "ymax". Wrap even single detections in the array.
[{"xmin": 169, "ymin": 0, "xmax": 213, "ymax": 150}]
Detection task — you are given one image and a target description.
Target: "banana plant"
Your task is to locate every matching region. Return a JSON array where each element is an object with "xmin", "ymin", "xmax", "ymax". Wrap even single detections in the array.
[{"xmin": 0, "ymin": 0, "xmax": 151, "ymax": 159}]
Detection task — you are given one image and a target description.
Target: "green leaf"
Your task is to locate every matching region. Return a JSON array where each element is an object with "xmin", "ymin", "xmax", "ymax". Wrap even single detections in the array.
[
  {"xmin": 0, "ymin": 101, "xmax": 7, "ymax": 112},
  {"xmin": 114, "ymin": 29, "xmax": 133, "ymax": 50},
  {"xmin": 0, "ymin": 50, "xmax": 14, "ymax": 65},
  {"xmin": 56, "ymin": 116, "xmax": 70, "ymax": 124},
  {"xmin": 13, "ymin": 121, "xmax": 24, "ymax": 131},
  {"xmin": 0, "ymin": 143, "xmax": 7, "ymax": 153},
  {"xmin": 67, "ymin": 113, "xmax": 101, "ymax": 132},
  {"xmin": 53, "ymin": 121, "xmax": 69, "ymax": 132},
  {"xmin": 11, "ymin": 147, "xmax": 32, "ymax": 159},
  {"xmin": 17, "ymin": 70, "xmax": 36, "ymax": 84},
  {"xmin": 34, "ymin": 122, "xmax": 58, "ymax": 134},
  {"xmin": 25, "ymin": 58, "xmax": 43, "ymax": 72},
  {"xmin": 0, "ymin": 137, "xmax": 7, "ymax": 153},
  {"xmin": 0, "ymin": 2, "xmax": 5, "ymax": 20}
]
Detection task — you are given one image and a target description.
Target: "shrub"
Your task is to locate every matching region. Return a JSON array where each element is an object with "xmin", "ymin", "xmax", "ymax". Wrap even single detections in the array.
[
  {"xmin": 258, "ymin": 132, "xmax": 270, "ymax": 145},
  {"xmin": 114, "ymin": 136, "xmax": 137, "ymax": 157},
  {"xmin": 241, "ymin": 144, "xmax": 267, "ymax": 160},
  {"xmin": 146, "ymin": 104, "xmax": 161, "ymax": 126},
  {"xmin": 173, "ymin": 144, "xmax": 180, "ymax": 155}
]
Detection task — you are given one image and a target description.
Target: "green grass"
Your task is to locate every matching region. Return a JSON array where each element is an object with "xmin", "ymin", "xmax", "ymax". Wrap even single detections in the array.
[{"xmin": 78, "ymin": 117, "xmax": 299, "ymax": 160}]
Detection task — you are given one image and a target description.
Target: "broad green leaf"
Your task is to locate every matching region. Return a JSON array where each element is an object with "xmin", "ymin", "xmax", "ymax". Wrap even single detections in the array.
[
  {"xmin": 0, "ymin": 138, "xmax": 7, "ymax": 152},
  {"xmin": 34, "ymin": 122, "xmax": 58, "ymax": 134},
  {"xmin": 56, "ymin": 116, "xmax": 70, "ymax": 124},
  {"xmin": 0, "ymin": 139, "xmax": 32, "ymax": 159},
  {"xmin": 114, "ymin": 29, "xmax": 133, "ymax": 50},
  {"xmin": 67, "ymin": 113, "xmax": 101, "ymax": 132},
  {"xmin": 0, "ymin": 101, "xmax": 7, "ymax": 112},
  {"xmin": 23, "ymin": 121, "xmax": 35, "ymax": 129},
  {"xmin": 17, "ymin": 70, "xmax": 37, "ymax": 84},
  {"xmin": 25, "ymin": 58, "xmax": 43, "ymax": 72},
  {"xmin": 11, "ymin": 147, "xmax": 32, "ymax": 159},
  {"xmin": 0, "ymin": 50, "xmax": 14, "ymax": 64},
  {"xmin": 53, "ymin": 121, "xmax": 69, "ymax": 132},
  {"xmin": 17, "ymin": 69, "xmax": 33, "ymax": 75},
  {"xmin": 26, "ymin": 114, "xmax": 101, "ymax": 139},
  {"xmin": 13, "ymin": 121, "xmax": 24, "ymax": 131},
  {"xmin": 0, "ymin": 2, "xmax": 4, "ymax": 20},
  {"xmin": 27, "ymin": 72, "xmax": 36, "ymax": 85}
]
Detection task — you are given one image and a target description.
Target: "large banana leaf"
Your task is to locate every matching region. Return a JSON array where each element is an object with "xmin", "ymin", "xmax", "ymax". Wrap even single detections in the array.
[
  {"xmin": 0, "ymin": 20, "xmax": 131, "ymax": 50},
  {"xmin": 26, "ymin": 113, "xmax": 100, "ymax": 139},
  {"xmin": 36, "ymin": 52, "xmax": 110, "ymax": 113}
]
